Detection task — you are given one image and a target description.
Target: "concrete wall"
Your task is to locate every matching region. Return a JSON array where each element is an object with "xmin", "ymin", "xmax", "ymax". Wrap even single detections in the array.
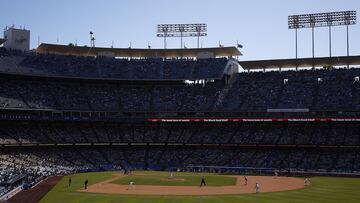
[{"xmin": 4, "ymin": 28, "xmax": 30, "ymax": 51}]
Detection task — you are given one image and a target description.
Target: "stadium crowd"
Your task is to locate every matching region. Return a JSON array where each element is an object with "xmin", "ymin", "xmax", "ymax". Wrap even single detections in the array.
[
  {"xmin": 1, "ymin": 147, "xmax": 359, "ymax": 176},
  {"xmin": 0, "ymin": 122, "xmax": 359, "ymax": 178},
  {"xmin": 0, "ymin": 51, "xmax": 228, "ymax": 79},
  {"xmin": 0, "ymin": 122, "xmax": 359, "ymax": 146},
  {"xmin": 1, "ymin": 48, "xmax": 360, "ymax": 195},
  {"xmin": 0, "ymin": 69, "xmax": 359, "ymax": 112}
]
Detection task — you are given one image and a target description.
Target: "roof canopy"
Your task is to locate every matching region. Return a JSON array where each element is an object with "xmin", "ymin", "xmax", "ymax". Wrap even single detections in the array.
[
  {"xmin": 0, "ymin": 38, "xmax": 6, "ymax": 46},
  {"xmin": 239, "ymin": 55, "xmax": 360, "ymax": 70},
  {"xmin": 36, "ymin": 43, "xmax": 241, "ymax": 58}
]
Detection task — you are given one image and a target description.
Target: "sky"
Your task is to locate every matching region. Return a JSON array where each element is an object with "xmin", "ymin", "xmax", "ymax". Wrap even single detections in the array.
[{"xmin": 0, "ymin": 0, "xmax": 359, "ymax": 60}]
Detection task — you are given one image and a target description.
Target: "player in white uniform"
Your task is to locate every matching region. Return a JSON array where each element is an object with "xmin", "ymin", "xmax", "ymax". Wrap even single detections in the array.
[
  {"xmin": 304, "ymin": 177, "xmax": 311, "ymax": 186},
  {"xmin": 169, "ymin": 171, "xmax": 174, "ymax": 179},
  {"xmin": 274, "ymin": 170, "xmax": 278, "ymax": 178},
  {"xmin": 127, "ymin": 181, "xmax": 135, "ymax": 190},
  {"xmin": 255, "ymin": 182, "xmax": 260, "ymax": 193}
]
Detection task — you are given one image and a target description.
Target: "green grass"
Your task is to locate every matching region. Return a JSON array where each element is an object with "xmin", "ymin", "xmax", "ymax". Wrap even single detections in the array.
[
  {"xmin": 111, "ymin": 171, "xmax": 236, "ymax": 186},
  {"xmin": 40, "ymin": 171, "xmax": 360, "ymax": 203}
]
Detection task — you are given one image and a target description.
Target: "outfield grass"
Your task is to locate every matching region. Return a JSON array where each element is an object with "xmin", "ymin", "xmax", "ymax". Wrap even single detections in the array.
[
  {"xmin": 111, "ymin": 171, "xmax": 237, "ymax": 186},
  {"xmin": 40, "ymin": 171, "xmax": 360, "ymax": 203}
]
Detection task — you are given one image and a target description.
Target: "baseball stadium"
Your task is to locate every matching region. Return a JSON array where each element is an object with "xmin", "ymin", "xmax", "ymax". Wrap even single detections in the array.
[{"xmin": 1, "ymin": 1, "xmax": 360, "ymax": 203}]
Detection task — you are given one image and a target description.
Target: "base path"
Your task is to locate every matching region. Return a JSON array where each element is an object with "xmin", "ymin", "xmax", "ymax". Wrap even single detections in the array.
[{"xmin": 78, "ymin": 173, "xmax": 307, "ymax": 196}]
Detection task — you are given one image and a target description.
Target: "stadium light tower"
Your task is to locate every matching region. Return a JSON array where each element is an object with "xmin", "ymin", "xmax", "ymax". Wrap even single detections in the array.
[
  {"xmin": 288, "ymin": 11, "xmax": 356, "ymax": 58},
  {"xmin": 157, "ymin": 24, "xmax": 207, "ymax": 49},
  {"xmin": 89, "ymin": 31, "xmax": 93, "ymax": 47}
]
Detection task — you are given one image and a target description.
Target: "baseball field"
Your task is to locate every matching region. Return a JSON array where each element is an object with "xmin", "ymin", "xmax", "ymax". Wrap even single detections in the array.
[{"xmin": 39, "ymin": 171, "xmax": 360, "ymax": 203}]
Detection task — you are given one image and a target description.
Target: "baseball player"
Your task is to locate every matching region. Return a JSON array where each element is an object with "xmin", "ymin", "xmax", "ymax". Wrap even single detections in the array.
[
  {"xmin": 68, "ymin": 176, "xmax": 72, "ymax": 188},
  {"xmin": 274, "ymin": 170, "xmax": 278, "ymax": 179},
  {"xmin": 255, "ymin": 182, "xmax": 260, "ymax": 193},
  {"xmin": 169, "ymin": 171, "xmax": 174, "ymax": 179},
  {"xmin": 127, "ymin": 181, "xmax": 135, "ymax": 190},
  {"xmin": 84, "ymin": 179, "xmax": 88, "ymax": 190},
  {"xmin": 200, "ymin": 178, "xmax": 206, "ymax": 187},
  {"xmin": 304, "ymin": 177, "xmax": 311, "ymax": 186},
  {"xmin": 244, "ymin": 176, "xmax": 248, "ymax": 185}
]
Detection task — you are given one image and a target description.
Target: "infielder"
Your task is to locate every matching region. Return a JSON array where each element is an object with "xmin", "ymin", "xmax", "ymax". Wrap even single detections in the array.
[{"xmin": 127, "ymin": 181, "xmax": 135, "ymax": 190}]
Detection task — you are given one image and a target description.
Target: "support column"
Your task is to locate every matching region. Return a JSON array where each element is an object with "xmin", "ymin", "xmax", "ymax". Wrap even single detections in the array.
[
  {"xmin": 346, "ymin": 24, "xmax": 349, "ymax": 56},
  {"xmin": 180, "ymin": 32, "xmax": 183, "ymax": 49},
  {"xmin": 197, "ymin": 35, "xmax": 200, "ymax": 48},
  {"xmin": 295, "ymin": 28, "xmax": 298, "ymax": 59},
  {"xmin": 312, "ymin": 27, "xmax": 315, "ymax": 58},
  {"xmin": 164, "ymin": 36, "xmax": 167, "ymax": 49},
  {"xmin": 329, "ymin": 26, "xmax": 332, "ymax": 57}
]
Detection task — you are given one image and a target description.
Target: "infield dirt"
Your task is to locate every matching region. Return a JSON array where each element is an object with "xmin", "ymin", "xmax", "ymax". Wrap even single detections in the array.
[{"xmin": 78, "ymin": 173, "xmax": 306, "ymax": 196}]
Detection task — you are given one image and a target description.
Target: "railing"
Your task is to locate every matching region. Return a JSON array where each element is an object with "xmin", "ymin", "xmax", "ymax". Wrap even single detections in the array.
[
  {"xmin": 0, "ymin": 186, "xmax": 23, "ymax": 201},
  {"xmin": 1, "ymin": 142, "xmax": 359, "ymax": 149},
  {"xmin": 183, "ymin": 165, "xmax": 360, "ymax": 177}
]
